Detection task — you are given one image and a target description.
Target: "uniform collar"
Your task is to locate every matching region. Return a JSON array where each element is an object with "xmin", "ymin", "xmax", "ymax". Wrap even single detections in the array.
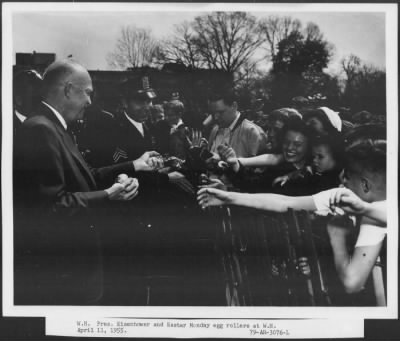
[{"xmin": 124, "ymin": 112, "xmax": 144, "ymax": 136}]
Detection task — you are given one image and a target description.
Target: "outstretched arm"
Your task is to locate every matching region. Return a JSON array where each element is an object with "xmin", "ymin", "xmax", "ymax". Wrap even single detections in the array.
[
  {"xmin": 329, "ymin": 188, "xmax": 386, "ymax": 225},
  {"xmin": 217, "ymin": 144, "xmax": 284, "ymax": 173},
  {"xmin": 92, "ymin": 151, "xmax": 165, "ymax": 186},
  {"xmin": 197, "ymin": 187, "xmax": 316, "ymax": 212},
  {"xmin": 239, "ymin": 153, "xmax": 284, "ymax": 168}
]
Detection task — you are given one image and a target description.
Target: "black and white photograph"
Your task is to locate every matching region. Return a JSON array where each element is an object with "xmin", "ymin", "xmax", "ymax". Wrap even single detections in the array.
[{"xmin": 1, "ymin": 2, "xmax": 398, "ymax": 334}]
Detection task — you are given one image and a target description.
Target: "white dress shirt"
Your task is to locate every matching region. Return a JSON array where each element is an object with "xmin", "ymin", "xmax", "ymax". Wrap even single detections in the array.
[
  {"xmin": 42, "ymin": 101, "xmax": 68, "ymax": 130},
  {"xmin": 210, "ymin": 112, "xmax": 240, "ymax": 153},
  {"xmin": 124, "ymin": 112, "xmax": 144, "ymax": 137}
]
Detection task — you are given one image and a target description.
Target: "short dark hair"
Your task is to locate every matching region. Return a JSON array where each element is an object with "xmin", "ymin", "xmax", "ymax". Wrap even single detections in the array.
[
  {"xmin": 164, "ymin": 100, "xmax": 184, "ymax": 115},
  {"xmin": 269, "ymin": 108, "xmax": 302, "ymax": 124},
  {"xmin": 302, "ymin": 108, "xmax": 338, "ymax": 134},
  {"xmin": 344, "ymin": 124, "xmax": 386, "ymax": 149},
  {"xmin": 208, "ymin": 87, "xmax": 236, "ymax": 106},
  {"xmin": 150, "ymin": 104, "xmax": 164, "ymax": 115},
  {"xmin": 281, "ymin": 118, "xmax": 312, "ymax": 140},
  {"xmin": 312, "ymin": 134, "xmax": 344, "ymax": 169},
  {"xmin": 345, "ymin": 140, "xmax": 386, "ymax": 176},
  {"xmin": 352, "ymin": 110, "xmax": 373, "ymax": 125}
]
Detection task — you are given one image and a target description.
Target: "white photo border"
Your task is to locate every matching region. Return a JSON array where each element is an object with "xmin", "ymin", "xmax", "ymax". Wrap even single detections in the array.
[{"xmin": 2, "ymin": 2, "xmax": 398, "ymax": 319}]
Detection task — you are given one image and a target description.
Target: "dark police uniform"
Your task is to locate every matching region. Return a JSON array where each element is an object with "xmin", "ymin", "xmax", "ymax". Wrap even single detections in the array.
[{"xmin": 111, "ymin": 112, "xmax": 154, "ymax": 162}]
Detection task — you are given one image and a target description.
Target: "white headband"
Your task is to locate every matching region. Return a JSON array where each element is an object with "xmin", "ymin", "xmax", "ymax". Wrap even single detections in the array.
[{"xmin": 319, "ymin": 107, "xmax": 342, "ymax": 132}]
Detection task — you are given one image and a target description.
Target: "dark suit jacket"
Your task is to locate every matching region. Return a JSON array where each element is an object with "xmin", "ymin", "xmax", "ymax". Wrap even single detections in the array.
[
  {"xmin": 82, "ymin": 112, "xmax": 153, "ymax": 167},
  {"xmin": 13, "ymin": 103, "xmax": 136, "ymax": 305},
  {"xmin": 78, "ymin": 106, "xmax": 117, "ymax": 168},
  {"xmin": 97, "ymin": 113, "xmax": 169, "ymax": 192}
]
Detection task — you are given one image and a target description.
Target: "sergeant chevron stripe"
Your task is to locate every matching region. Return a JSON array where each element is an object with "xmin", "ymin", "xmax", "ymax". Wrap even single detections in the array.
[{"xmin": 113, "ymin": 147, "xmax": 128, "ymax": 163}]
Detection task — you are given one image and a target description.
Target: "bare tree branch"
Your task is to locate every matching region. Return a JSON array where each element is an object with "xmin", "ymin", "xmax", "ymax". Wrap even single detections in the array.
[
  {"xmin": 107, "ymin": 25, "xmax": 162, "ymax": 70},
  {"xmin": 259, "ymin": 15, "xmax": 302, "ymax": 59},
  {"xmin": 190, "ymin": 12, "xmax": 263, "ymax": 74}
]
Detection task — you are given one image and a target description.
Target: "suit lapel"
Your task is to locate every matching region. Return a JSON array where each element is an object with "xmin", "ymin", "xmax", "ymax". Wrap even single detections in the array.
[
  {"xmin": 60, "ymin": 129, "xmax": 97, "ymax": 189},
  {"xmin": 39, "ymin": 104, "xmax": 97, "ymax": 190}
]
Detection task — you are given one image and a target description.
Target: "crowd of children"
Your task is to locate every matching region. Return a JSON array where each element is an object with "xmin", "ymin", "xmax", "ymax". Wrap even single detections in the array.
[{"xmin": 197, "ymin": 106, "xmax": 387, "ymax": 306}]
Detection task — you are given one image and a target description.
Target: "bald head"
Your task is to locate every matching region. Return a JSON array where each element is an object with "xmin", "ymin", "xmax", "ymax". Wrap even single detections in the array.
[
  {"xmin": 43, "ymin": 59, "xmax": 88, "ymax": 95},
  {"xmin": 42, "ymin": 59, "xmax": 93, "ymax": 123}
]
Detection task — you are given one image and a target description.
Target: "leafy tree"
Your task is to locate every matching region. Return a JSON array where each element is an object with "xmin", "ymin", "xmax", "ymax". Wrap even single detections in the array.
[
  {"xmin": 272, "ymin": 26, "xmax": 331, "ymax": 75},
  {"xmin": 341, "ymin": 55, "xmax": 386, "ymax": 115},
  {"xmin": 268, "ymin": 22, "xmax": 333, "ymax": 104},
  {"xmin": 107, "ymin": 25, "xmax": 163, "ymax": 70},
  {"xmin": 302, "ymin": 71, "xmax": 341, "ymax": 106},
  {"xmin": 272, "ymin": 30, "xmax": 305, "ymax": 74},
  {"xmin": 259, "ymin": 15, "xmax": 301, "ymax": 59}
]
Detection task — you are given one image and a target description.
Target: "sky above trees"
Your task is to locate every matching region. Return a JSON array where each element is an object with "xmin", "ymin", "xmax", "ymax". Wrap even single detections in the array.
[{"xmin": 12, "ymin": 8, "xmax": 385, "ymax": 75}]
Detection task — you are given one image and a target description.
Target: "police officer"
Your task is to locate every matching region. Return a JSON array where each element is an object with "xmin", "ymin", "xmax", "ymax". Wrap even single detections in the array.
[
  {"xmin": 13, "ymin": 69, "xmax": 43, "ymax": 136},
  {"xmin": 86, "ymin": 77, "xmax": 190, "ymax": 304},
  {"xmin": 110, "ymin": 76, "xmax": 157, "ymax": 163}
]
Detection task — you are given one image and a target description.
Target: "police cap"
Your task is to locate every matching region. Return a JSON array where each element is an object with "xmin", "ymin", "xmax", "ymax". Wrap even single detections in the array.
[
  {"xmin": 13, "ymin": 69, "xmax": 43, "ymax": 92},
  {"xmin": 120, "ymin": 76, "xmax": 156, "ymax": 101}
]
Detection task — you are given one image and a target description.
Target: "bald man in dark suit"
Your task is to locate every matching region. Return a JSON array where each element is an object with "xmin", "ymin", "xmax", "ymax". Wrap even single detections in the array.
[{"xmin": 13, "ymin": 59, "xmax": 161, "ymax": 305}]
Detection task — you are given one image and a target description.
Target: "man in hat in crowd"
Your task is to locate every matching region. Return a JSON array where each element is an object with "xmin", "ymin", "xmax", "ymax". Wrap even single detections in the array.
[
  {"xmin": 13, "ymin": 69, "xmax": 43, "ymax": 136},
  {"xmin": 85, "ymin": 76, "xmax": 166, "ymax": 165},
  {"xmin": 13, "ymin": 59, "xmax": 162, "ymax": 305},
  {"xmin": 110, "ymin": 76, "xmax": 158, "ymax": 162},
  {"xmin": 94, "ymin": 76, "xmax": 185, "ymax": 182}
]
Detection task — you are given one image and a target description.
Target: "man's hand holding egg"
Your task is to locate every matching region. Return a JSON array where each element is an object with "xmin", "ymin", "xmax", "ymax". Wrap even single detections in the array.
[
  {"xmin": 105, "ymin": 174, "xmax": 139, "ymax": 201},
  {"xmin": 117, "ymin": 174, "xmax": 139, "ymax": 200}
]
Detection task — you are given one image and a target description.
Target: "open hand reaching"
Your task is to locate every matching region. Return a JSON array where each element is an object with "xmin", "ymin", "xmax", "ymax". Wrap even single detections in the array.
[{"xmin": 197, "ymin": 187, "xmax": 232, "ymax": 209}]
